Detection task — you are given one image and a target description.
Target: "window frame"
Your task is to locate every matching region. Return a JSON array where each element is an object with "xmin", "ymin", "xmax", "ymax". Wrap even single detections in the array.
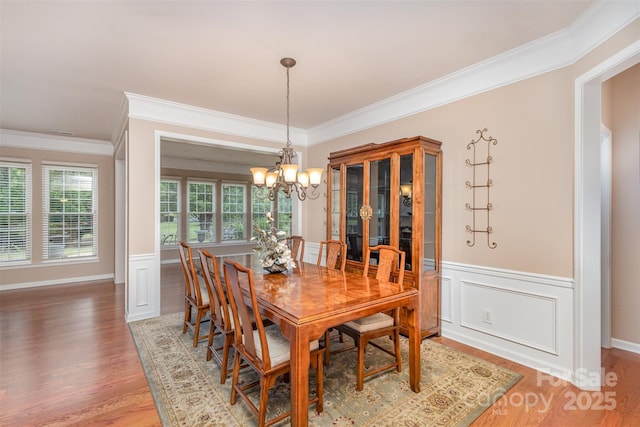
[
  {"xmin": 42, "ymin": 163, "xmax": 98, "ymax": 262},
  {"xmin": 0, "ymin": 159, "xmax": 32, "ymax": 265},
  {"xmin": 221, "ymin": 182, "xmax": 247, "ymax": 242},
  {"xmin": 160, "ymin": 178, "xmax": 181, "ymax": 247},
  {"xmin": 187, "ymin": 179, "xmax": 216, "ymax": 244},
  {"xmin": 158, "ymin": 178, "xmax": 300, "ymax": 248}
]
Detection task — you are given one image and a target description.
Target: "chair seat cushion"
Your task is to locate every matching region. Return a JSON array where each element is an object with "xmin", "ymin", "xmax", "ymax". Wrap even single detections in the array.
[
  {"xmin": 343, "ymin": 313, "xmax": 393, "ymax": 333},
  {"xmin": 195, "ymin": 275, "xmax": 210, "ymax": 305},
  {"xmin": 254, "ymin": 324, "xmax": 320, "ymax": 367}
]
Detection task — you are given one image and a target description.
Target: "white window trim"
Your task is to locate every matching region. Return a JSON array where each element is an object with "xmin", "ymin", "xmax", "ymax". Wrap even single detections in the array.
[
  {"xmin": 42, "ymin": 163, "xmax": 98, "ymax": 262},
  {"xmin": 0, "ymin": 160, "xmax": 32, "ymax": 265}
]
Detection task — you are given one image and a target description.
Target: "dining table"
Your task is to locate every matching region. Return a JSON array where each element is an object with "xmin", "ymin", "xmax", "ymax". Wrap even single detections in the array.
[{"xmin": 225, "ymin": 255, "xmax": 422, "ymax": 427}]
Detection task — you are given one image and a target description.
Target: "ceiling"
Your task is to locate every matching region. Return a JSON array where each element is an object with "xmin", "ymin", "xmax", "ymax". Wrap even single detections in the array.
[{"xmin": 1, "ymin": 0, "xmax": 597, "ymax": 144}]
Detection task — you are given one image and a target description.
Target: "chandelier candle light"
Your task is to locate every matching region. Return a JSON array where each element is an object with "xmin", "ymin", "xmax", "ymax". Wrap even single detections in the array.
[{"xmin": 250, "ymin": 57, "xmax": 324, "ymax": 201}]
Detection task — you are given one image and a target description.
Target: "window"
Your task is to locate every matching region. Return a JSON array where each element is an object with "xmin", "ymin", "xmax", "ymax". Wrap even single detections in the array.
[
  {"xmin": 160, "ymin": 179, "xmax": 180, "ymax": 247},
  {"xmin": 0, "ymin": 161, "xmax": 31, "ymax": 263},
  {"xmin": 276, "ymin": 191, "xmax": 292, "ymax": 235},
  {"xmin": 43, "ymin": 164, "xmax": 97, "ymax": 260},
  {"xmin": 158, "ymin": 179, "xmax": 298, "ymax": 246},
  {"xmin": 188, "ymin": 180, "xmax": 215, "ymax": 244},
  {"xmin": 222, "ymin": 183, "xmax": 245, "ymax": 240},
  {"xmin": 250, "ymin": 186, "xmax": 293, "ymax": 236},
  {"xmin": 251, "ymin": 186, "xmax": 272, "ymax": 233}
]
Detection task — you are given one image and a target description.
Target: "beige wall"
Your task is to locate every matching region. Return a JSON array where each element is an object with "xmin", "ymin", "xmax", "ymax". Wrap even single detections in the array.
[
  {"xmin": 308, "ymin": 68, "xmax": 575, "ymax": 277},
  {"xmin": 305, "ymin": 18, "xmax": 640, "ymax": 279},
  {"xmin": 0, "ymin": 146, "xmax": 115, "ymax": 287},
  {"xmin": 610, "ymin": 64, "xmax": 640, "ymax": 344}
]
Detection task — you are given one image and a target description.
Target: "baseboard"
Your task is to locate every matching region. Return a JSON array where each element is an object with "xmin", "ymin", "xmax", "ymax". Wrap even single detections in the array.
[
  {"xmin": 0, "ymin": 274, "xmax": 114, "ymax": 291},
  {"xmin": 611, "ymin": 338, "xmax": 640, "ymax": 354},
  {"xmin": 442, "ymin": 325, "xmax": 574, "ymax": 385}
]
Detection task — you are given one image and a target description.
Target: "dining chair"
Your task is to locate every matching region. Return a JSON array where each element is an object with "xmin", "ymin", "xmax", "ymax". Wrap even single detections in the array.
[
  {"xmin": 285, "ymin": 235, "xmax": 305, "ymax": 263},
  {"xmin": 178, "ymin": 242, "xmax": 210, "ymax": 347},
  {"xmin": 198, "ymin": 249, "xmax": 235, "ymax": 383},
  {"xmin": 335, "ymin": 244, "xmax": 405, "ymax": 391},
  {"xmin": 317, "ymin": 240, "xmax": 347, "ymax": 365},
  {"xmin": 224, "ymin": 260, "xmax": 324, "ymax": 427},
  {"xmin": 317, "ymin": 239, "xmax": 347, "ymax": 271}
]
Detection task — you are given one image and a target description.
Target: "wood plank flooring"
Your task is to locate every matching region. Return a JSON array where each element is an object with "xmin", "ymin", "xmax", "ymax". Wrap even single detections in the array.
[{"xmin": 0, "ymin": 263, "xmax": 638, "ymax": 426}]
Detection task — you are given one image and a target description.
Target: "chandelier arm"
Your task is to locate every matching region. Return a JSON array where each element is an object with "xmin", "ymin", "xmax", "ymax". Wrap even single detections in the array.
[
  {"xmin": 254, "ymin": 186, "xmax": 269, "ymax": 200},
  {"xmin": 307, "ymin": 186, "xmax": 320, "ymax": 200}
]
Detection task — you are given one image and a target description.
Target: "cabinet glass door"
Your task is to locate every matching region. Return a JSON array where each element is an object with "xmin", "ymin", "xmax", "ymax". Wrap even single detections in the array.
[
  {"xmin": 424, "ymin": 153, "xmax": 437, "ymax": 271},
  {"xmin": 369, "ymin": 158, "xmax": 390, "ymax": 250},
  {"xmin": 399, "ymin": 154, "xmax": 413, "ymax": 271},
  {"xmin": 345, "ymin": 164, "xmax": 364, "ymax": 262},
  {"xmin": 330, "ymin": 166, "xmax": 341, "ymax": 240}
]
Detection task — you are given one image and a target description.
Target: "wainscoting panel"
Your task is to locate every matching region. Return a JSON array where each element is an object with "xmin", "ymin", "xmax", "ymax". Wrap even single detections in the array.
[
  {"xmin": 305, "ymin": 242, "xmax": 320, "ymax": 266},
  {"xmin": 441, "ymin": 261, "xmax": 575, "ymax": 382},
  {"xmin": 460, "ymin": 281, "xmax": 557, "ymax": 354},
  {"xmin": 126, "ymin": 253, "xmax": 160, "ymax": 322},
  {"xmin": 441, "ymin": 276, "xmax": 452, "ymax": 323}
]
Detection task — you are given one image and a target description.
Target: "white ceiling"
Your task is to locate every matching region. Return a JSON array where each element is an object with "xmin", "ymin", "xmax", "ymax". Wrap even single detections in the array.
[{"xmin": 1, "ymin": 0, "xmax": 598, "ymax": 144}]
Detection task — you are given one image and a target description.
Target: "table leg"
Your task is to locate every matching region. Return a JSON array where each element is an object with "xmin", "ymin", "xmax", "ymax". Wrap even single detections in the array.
[
  {"xmin": 290, "ymin": 326, "xmax": 311, "ymax": 426},
  {"xmin": 407, "ymin": 300, "xmax": 421, "ymax": 393}
]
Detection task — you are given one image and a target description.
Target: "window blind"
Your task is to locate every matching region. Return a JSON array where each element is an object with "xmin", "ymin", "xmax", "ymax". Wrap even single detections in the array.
[
  {"xmin": 42, "ymin": 164, "xmax": 98, "ymax": 260},
  {"xmin": 0, "ymin": 161, "xmax": 32, "ymax": 263}
]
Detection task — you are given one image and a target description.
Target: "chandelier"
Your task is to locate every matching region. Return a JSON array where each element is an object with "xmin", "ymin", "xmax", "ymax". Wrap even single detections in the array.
[{"xmin": 250, "ymin": 57, "xmax": 323, "ymax": 201}]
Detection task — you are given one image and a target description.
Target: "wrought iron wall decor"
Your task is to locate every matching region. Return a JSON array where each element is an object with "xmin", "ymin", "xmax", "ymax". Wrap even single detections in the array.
[{"xmin": 465, "ymin": 128, "xmax": 497, "ymax": 249}]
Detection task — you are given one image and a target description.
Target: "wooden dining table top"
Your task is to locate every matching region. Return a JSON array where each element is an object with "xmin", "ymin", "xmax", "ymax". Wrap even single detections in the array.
[
  {"xmin": 215, "ymin": 254, "xmax": 421, "ymax": 426},
  {"xmin": 221, "ymin": 255, "xmax": 415, "ymax": 325}
]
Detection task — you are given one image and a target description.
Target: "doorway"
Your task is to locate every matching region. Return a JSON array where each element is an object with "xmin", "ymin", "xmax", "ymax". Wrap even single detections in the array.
[{"xmin": 575, "ymin": 40, "xmax": 640, "ymax": 389}]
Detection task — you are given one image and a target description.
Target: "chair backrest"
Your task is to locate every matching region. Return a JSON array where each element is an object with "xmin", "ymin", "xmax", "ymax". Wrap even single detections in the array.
[
  {"xmin": 286, "ymin": 235, "xmax": 305, "ymax": 262},
  {"xmin": 317, "ymin": 240, "xmax": 347, "ymax": 271},
  {"xmin": 363, "ymin": 244, "xmax": 405, "ymax": 285},
  {"xmin": 178, "ymin": 241, "xmax": 205, "ymax": 304},
  {"xmin": 223, "ymin": 260, "xmax": 273, "ymax": 369},
  {"xmin": 198, "ymin": 249, "xmax": 230, "ymax": 330}
]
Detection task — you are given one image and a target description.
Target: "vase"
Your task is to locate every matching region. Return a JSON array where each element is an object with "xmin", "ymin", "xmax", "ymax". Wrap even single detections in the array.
[{"xmin": 263, "ymin": 265, "xmax": 287, "ymax": 274}]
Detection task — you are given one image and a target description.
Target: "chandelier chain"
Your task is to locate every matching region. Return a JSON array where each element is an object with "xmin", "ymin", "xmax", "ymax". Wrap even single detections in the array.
[{"xmin": 286, "ymin": 65, "xmax": 291, "ymax": 147}]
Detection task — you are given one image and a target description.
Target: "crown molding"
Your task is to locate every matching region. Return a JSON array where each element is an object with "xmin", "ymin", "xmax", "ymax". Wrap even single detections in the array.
[
  {"xmin": 111, "ymin": 0, "xmax": 639, "ymax": 148},
  {"xmin": 0, "ymin": 129, "xmax": 113, "ymax": 156},
  {"xmin": 124, "ymin": 92, "xmax": 307, "ymax": 146},
  {"xmin": 111, "ymin": 92, "xmax": 130, "ymax": 147},
  {"xmin": 306, "ymin": 0, "xmax": 639, "ymax": 145}
]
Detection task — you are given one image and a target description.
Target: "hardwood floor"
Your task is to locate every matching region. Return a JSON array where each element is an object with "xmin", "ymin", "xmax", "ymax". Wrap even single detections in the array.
[{"xmin": 1, "ymin": 263, "xmax": 638, "ymax": 426}]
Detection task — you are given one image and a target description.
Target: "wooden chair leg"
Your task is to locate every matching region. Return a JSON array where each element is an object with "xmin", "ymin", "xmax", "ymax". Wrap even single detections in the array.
[
  {"xmin": 316, "ymin": 352, "xmax": 324, "ymax": 413},
  {"xmin": 323, "ymin": 330, "xmax": 331, "ymax": 366},
  {"xmin": 356, "ymin": 339, "xmax": 366, "ymax": 391},
  {"xmin": 220, "ymin": 335, "xmax": 232, "ymax": 384},
  {"xmin": 258, "ymin": 375, "xmax": 270, "ymax": 427},
  {"xmin": 193, "ymin": 310, "xmax": 203, "ymax": 347},
  {"xmin": 230, "ymin": 352, "xmax": 241, "ymax": 405},
  {"xmin": 206, "ymin": 322, "xmax": 215, "ymax": 361},
  {"xmin": 183, "ymin": 302, "xmax": 191, "ymax": 334},
  {"xmin": 394, "ymin": 330, "xmax": 402, "ymax": 372}
]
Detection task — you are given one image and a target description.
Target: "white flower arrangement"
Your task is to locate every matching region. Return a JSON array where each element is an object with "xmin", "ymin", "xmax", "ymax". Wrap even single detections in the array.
[{"xmin": 251, "ymin": 212, "xmax": 296, "ymax": 273}]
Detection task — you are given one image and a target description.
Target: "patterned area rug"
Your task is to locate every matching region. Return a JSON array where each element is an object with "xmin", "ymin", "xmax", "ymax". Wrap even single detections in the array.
[{"xmin": 129, "ymin": 313, "xmax": 521, "ymax": 426}]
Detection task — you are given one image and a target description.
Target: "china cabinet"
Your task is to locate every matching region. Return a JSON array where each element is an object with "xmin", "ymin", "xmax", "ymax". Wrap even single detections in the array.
[{"xmin": 327, "ymin": 136, "xmax": 442, "ymax": 338}]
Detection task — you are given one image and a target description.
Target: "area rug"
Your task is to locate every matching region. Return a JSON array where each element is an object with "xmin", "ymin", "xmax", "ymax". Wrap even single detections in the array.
[{"xmin": 129, "ymin": 313, "xmax": 521, "ymax": 426}]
